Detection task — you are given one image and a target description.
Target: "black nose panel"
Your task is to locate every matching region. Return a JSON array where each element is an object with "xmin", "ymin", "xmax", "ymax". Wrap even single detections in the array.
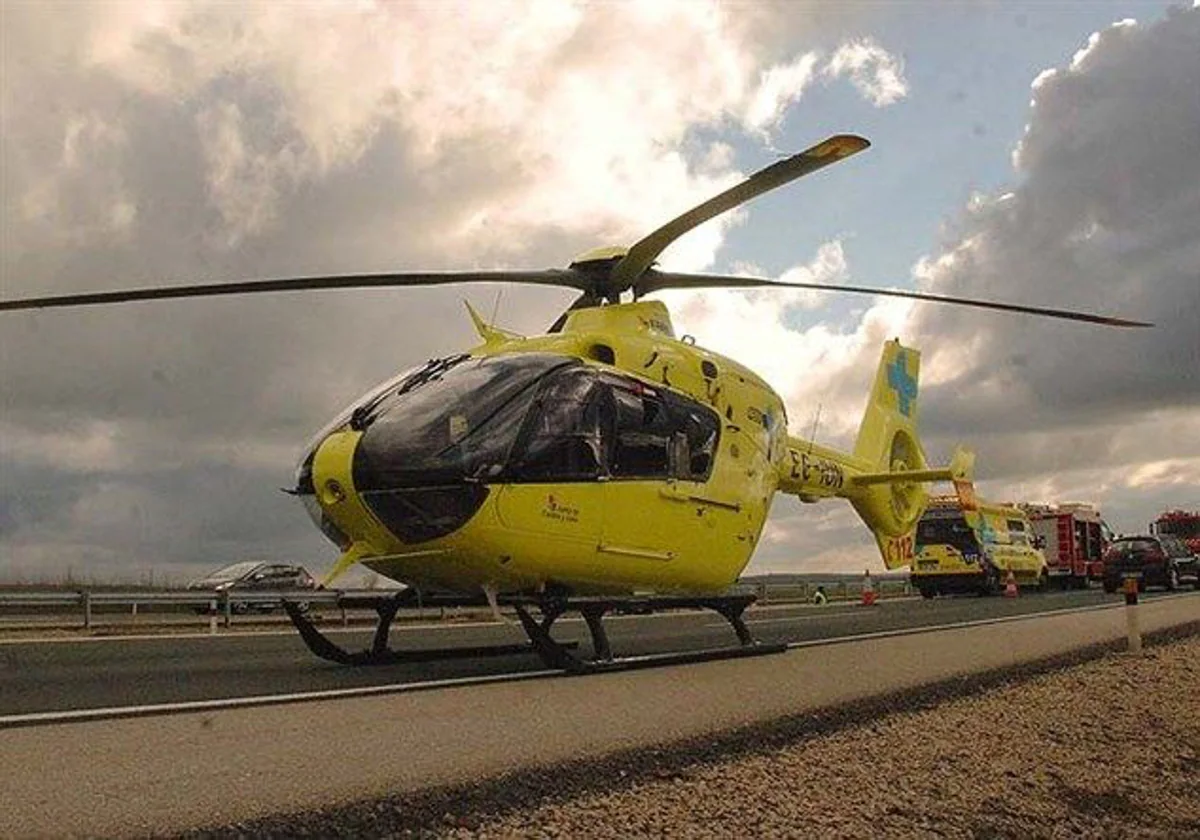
[
  {"xmin": 358, "ymin": 484, "xmax": 489, "ymax": 544},
  {"xmin": 353, "ymin": 435, "xmax": 489, "ymax": 544}
]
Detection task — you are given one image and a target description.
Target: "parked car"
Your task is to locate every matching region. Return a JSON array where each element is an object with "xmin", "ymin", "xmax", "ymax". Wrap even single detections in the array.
[
  {"xmin": 1101, "ymin": 535, "xmax": 1199, "ymax": 593},
  {"xmin": 187, "ymin": 561, "xmax": 317, "ymax": 612}
]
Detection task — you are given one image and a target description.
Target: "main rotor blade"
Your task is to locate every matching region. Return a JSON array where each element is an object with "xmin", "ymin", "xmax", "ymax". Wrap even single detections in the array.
[
  {"xmin": 641, "ymin": 271, "xmax": 1152, "ymax": 328},
  {"xmin": 0, "ymin": 270, "xmax": 585, "ymax": 312},
  {"xmin": 614, "ymin": 134, "xmax": 870, "ymax": 291}
]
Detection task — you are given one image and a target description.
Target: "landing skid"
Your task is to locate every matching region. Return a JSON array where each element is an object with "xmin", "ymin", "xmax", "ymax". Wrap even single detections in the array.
[
  {"xmin": 282, "ymin": 591, "xmax": 542, "ymax": 666},
  {"xmin": 283, "ymin": 591, "xmax": 784, "ymax": 673}
]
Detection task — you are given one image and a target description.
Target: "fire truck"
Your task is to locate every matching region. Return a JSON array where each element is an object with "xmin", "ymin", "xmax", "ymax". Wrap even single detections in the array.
[
  {"xmin": 1151, "ymin": 510, "xmax": 1200, "ymax": 556},
  {"xmin": 1020, "ymin": 503, "xmax": 1110, "ymax": 589}
]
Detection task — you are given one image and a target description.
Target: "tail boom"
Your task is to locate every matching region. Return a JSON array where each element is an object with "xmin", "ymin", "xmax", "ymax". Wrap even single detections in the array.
[{"xmin": 774, "ymin": 339, "xmax": 975, "ymax": 568}]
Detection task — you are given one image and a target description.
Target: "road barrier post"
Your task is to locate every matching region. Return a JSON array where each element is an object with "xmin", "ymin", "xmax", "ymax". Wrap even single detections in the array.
[
  {"xmin": 208, "ymin": 599, "xmax": 218, "ymax": 635},
  {"xmin": 1123, "ymin": 577, "xmax": 1141, "ymax": 654},
  {"xmin": 222, "ymin": 592, "xmax": 232, "ymax": 628},
  {"xmin": 82, "ymin": 591, "xmax": 92, "ymax": 630}
]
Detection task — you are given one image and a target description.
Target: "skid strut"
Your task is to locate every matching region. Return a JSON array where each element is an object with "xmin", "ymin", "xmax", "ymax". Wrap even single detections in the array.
[
  {"xmin": 284, "ymin": 591, "xmax": 784, "ymax": 672},
  {"xmin": 514, "ymin": 594, "xmax": 781, "ymax": 674},
  {"xmin": 283, "ymin": 592, "xmax": 536, "ymax": 666}
]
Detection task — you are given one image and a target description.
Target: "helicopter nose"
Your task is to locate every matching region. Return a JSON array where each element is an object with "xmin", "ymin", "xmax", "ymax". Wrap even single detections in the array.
[{"xmin": 304, "ymin": 429, "xmax": 374, "ymax": 551}]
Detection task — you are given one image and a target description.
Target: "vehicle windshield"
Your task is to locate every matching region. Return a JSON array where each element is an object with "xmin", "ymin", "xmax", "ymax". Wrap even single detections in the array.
[
  {"xmin": 354, "ymin": 353, "xmax": 577, "ymax": 489},
  {"xmin": 1156, "ymin": 517, "xmax": 1200, "ymax": 539},
  {"xmin": 916, "ymin": 514, "xmax": 978, "ymax": 555},
  {"xmin": 1106, "ymin": 538, "xmax": 1158, "ymax": 556},
  {"xmin": 352, "ymin": 353, "xmax": 723, "ymax": 491},
  {"xmin": 196, "ymin": 561, "xmax": 262, "ymax": 583}
]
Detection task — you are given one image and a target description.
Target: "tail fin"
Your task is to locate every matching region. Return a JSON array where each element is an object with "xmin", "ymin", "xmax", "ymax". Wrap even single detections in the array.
[
  {"xmin": 844, "ymin": 340, "xmax": 974, "ymax": 569},
  {"xmin": 853, "ymin": 339, "xmax": 925, "ymax": 477}
]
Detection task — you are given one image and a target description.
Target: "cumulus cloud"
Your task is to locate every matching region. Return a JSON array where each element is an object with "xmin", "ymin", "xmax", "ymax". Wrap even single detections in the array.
[
  {"xmin": 743, "ymin": 53, "xmax": 823, "ymax": 134},
  {"xmin": 0, "ymin": 0, "xmax": 900, "ymax": 580},
  {"xmin": 824, "ymin": 38, "xmax": 908, "ymax": 106},
  {"xmin": 742, "ymin": 38, "xmax": 907, "ymax": 137},
  {"xmin": 742, "ymin": 6, "xmax": 1200, "ymax": 571}
]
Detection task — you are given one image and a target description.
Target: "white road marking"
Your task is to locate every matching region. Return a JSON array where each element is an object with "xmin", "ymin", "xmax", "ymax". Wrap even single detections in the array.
[
  {"xmin": 741, "ymin": 610, "xmax": 863, "ymax": 625},
  {"xmin": 0, "ymin": 669, "xmax": 561, "ymax": 729},
  {"xmin": 783, "ymin": 599, "xmax": 1140, "ymax": 649}
]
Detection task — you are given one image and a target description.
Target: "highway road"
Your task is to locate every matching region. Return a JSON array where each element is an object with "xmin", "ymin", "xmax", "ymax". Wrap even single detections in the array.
[
  {"xmin": 0, "ymin": 587, "xmax": 1169, "ymax": 717},
  {"xmin": 0, "ymin": 591, "xmax": 1196, "ymax": 839}
]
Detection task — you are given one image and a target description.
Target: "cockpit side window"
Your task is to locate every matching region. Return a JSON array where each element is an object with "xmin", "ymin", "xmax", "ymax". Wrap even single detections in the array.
[
  {"xmin": 677, "ymin": 403, "xmax": 719, "ymax": 480},
  {"xmin": 608, "ymin": 381, "xmax": 720, "ymax": 482},
  {"xmin": 610, "ymin": 386, "xmax": 670, "ymax": 478},
  {"xmin": 505, "ymin": 369, "xmax": 720, "ymax": 484},
  {"xmin": 509, "ymin": 371, "xmax": 608, "ymax": 481}
]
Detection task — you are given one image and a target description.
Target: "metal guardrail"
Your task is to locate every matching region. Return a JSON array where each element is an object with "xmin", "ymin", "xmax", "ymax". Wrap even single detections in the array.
[
  {"xmin": 0, "ymin": 588, "xmax": 401, "ymax": 631},
  {"xmin": 0, "ymin": 580, "xmax": 913, "ymax": 632}
]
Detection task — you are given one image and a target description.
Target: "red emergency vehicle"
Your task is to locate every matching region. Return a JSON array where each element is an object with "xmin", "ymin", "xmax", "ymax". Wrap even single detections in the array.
[
  {"xmin": 1150, "ymin": 510, "xmax": 1200, "ymax": 557},
  {"xmin": 1021, "ymin": 503, "xmax": 1110, "ymax": 588}
]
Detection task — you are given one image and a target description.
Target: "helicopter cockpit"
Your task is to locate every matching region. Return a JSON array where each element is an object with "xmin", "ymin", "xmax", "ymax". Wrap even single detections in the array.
[{"xmin": 295, "ymin": 352, "xmax": 721, "ymax": 546}]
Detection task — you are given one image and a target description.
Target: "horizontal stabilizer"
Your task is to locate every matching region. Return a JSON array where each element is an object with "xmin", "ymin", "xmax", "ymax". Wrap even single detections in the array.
[{"xmin": 852, "ymin": 446, "xmax": 974, "ymax": 486}]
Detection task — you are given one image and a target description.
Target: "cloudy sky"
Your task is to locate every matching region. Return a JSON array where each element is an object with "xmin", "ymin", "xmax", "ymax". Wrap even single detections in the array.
[{"xmin": 2, "ymin": 0, "xmax": 1197, "ymax": 585}]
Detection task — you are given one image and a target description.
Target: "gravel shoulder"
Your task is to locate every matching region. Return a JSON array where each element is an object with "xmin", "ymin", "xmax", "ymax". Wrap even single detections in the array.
[
  {"xmin": 465, "ymin": 634, "xmax": 1200, "ymax": 840},
  {"xmin": 187, "ymin": 625, "xmax": 1200, "ymax": 839}
]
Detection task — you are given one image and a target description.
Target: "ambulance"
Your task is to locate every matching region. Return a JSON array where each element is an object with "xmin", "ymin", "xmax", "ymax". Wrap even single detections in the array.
[{"xmin": 911, "ymin": 496, "xmax": 1049, "ymax": 598}]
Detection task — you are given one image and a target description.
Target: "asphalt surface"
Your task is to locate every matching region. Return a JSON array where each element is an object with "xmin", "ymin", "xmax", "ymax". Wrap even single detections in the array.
[
  {"xmin": 0, "ymin": 587, "xmax": 1161, "ymax": 716},
  {"xmin": 1, "ymin": 593, "xmax": 1195, "ymax": 839}
]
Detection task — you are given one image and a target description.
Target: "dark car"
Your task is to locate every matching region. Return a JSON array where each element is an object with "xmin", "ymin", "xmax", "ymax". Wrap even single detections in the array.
[
  {"xmin": 1102, "ymin": 535, "xmax": 1199, "ymax": 593},
  {"xmin": 187, "ymin": 561, "xmax": 317, "ymax": 612}
]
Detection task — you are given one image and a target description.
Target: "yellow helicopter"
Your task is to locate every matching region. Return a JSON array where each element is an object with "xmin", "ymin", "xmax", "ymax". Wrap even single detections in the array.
[{"xmin": 1, "ymin": 135, "xmax": 1147, "ymax": 672}]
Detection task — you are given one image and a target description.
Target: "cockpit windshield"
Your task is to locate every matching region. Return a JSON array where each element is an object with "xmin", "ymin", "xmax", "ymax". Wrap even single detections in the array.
[
  {"xmin": 325, "ymin": 351, "xmax": 723, "ymax": 545},
  {"xmin": 354, "ymin": 353, "xmax": 577, "ymax": 489},
  {"xmin": 351, "ymin": 352, "xmax": 723, "ymax": 492}
]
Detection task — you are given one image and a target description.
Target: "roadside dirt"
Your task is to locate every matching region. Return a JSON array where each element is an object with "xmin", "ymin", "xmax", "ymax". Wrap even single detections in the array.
[{"xmin": 446, "ymin": 634, "xmax": 1200, "ymax": 839}]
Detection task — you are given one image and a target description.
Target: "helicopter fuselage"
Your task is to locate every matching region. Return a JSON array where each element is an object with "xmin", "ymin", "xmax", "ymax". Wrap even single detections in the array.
[{"xmin": 299, "ymin": 300, "xmax": 793, "ymax": 596}]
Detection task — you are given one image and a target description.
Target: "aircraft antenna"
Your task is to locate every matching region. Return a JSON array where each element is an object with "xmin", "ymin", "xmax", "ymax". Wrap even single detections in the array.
[
  {"xmin": 490, "ymin": 287, "xmax": 504, "ymax": 327},
  {"xmin": 807, "ymin": 402, "xmax": 823, "ymax": 454}
]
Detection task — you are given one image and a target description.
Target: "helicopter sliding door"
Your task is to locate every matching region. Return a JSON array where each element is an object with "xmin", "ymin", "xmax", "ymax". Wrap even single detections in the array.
[
  {"xmin": 492, "ymin": 365, "xmax": 728, "ymax": 592},
  {"xmin": 596, "ymin": 379, "xmax": 736, "ymax": 591}
]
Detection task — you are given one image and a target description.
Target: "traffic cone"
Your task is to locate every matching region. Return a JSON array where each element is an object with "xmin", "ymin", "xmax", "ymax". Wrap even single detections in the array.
[
  {"xmin": 1003, "ymin": 569, "xmax": 1018, "ymax": 598},
  {"xmin": 861, "ymin": 570, "xmax": 877, "ymax": 607}
]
